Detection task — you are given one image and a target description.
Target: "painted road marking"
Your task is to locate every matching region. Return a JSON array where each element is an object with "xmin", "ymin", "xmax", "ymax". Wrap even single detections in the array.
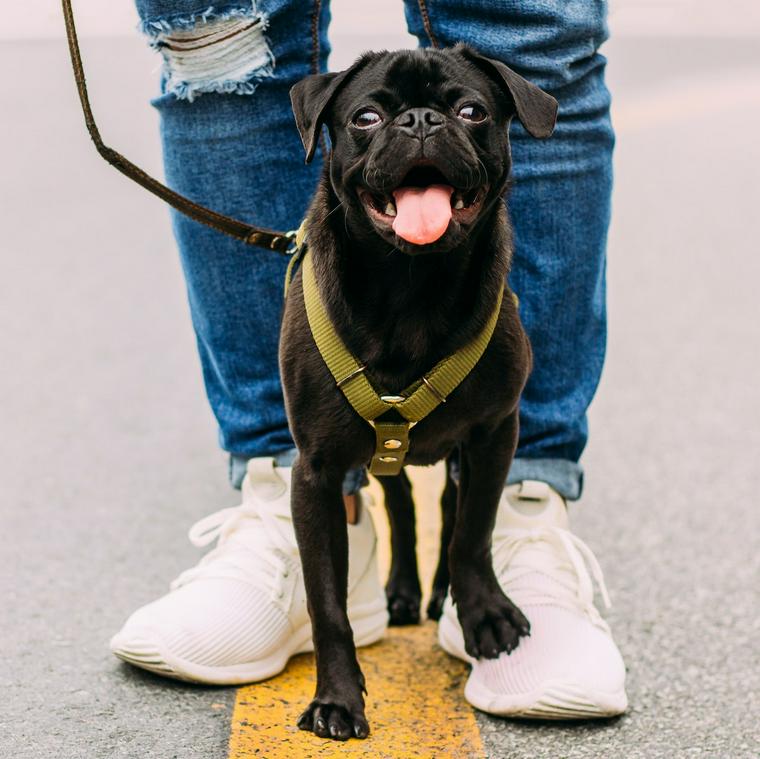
[{"xmin": 227, "ymin": 465, "xmax": 486, "ymax": 758}]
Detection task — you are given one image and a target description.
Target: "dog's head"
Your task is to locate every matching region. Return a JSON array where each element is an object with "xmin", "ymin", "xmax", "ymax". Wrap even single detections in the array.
[{"xmin": 290, "ymin": 45, "xmax": 557, "ymax": 255}]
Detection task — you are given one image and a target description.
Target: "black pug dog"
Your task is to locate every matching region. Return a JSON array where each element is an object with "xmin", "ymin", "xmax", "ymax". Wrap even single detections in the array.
[{"xmin": 280, "ymin": 43, "xmax": 557, "ymax": 741}]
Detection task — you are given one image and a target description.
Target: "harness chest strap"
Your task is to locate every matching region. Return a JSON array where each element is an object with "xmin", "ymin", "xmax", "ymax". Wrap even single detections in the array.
[{"xmin": 300, "ymin": 250, "xmax": 505, "ymax": 475}]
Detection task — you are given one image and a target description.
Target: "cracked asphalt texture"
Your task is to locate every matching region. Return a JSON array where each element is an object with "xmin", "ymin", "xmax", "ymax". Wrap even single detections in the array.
[{"xmin": 1, "ymin": 31, "xmax": 758, "ymax": 759}]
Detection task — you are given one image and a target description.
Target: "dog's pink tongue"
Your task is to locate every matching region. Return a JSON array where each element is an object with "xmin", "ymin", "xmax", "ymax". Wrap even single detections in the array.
[{"xmin": 392, "ymin": 185, "xmax": 453, "ymax": 245}]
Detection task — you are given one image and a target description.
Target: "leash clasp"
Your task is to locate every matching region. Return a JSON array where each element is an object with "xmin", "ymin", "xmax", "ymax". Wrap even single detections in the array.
[
  {"xmin": 282, "ymin": 229, "xmax": 300, "ymax": 255},
  {"xmin": 260, "ymin": 228, "xmax": 299, "ymax": 254}
]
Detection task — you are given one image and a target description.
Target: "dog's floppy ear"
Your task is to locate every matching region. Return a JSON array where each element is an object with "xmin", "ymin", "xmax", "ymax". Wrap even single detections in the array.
[
  {"xmin": 290, "ymin": 56, "xmax": 374, "ymax": 163},
  {"xmin": 460, "ymin": 46, "xmax": 558, "ymax": 139}
]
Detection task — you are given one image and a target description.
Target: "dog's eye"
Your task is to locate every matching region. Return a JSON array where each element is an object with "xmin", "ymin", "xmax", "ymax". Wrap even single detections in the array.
[
  {"xmin": 352, "ymin": 109, "xmax": 382, "ymax": 129},
  {"xmin": 457, "ymin": 104, "xmax": 487, "ymax": 123}
]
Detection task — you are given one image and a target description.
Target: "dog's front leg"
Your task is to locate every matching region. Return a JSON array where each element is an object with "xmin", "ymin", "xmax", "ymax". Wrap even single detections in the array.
[
  {"xmin": 449, "ymin": 413, "xmax": 531, "ymax": 659},
  {"xmin": 291, "ymin": 456, "xmax": 369, "ymax": 741}
]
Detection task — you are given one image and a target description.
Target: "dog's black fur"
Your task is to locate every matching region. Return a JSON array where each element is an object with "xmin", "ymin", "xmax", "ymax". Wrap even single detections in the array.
[{"xmin": 280, "ymin": 45, "xmax": 557, "ymax": 740}]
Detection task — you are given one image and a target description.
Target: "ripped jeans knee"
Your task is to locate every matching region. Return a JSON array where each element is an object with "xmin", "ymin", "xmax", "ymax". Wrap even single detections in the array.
[{"xmin": 141, "ymin": 4, "xmax": 274, "ymax": 101}]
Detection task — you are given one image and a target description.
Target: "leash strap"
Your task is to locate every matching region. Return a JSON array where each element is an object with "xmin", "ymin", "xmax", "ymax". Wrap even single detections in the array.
[
  {"xmin": 301, "ymin": 250, "xmax": 504, "ymax": 475},
  {"xmin": 61, "ymin": 0, "xmax": 295, "ymax": 252}
]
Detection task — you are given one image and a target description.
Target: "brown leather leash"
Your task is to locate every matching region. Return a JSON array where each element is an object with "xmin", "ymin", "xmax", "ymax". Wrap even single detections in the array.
[{"xmin": 61, "ymin": 0, "xmax": 296, "ymax": 253}]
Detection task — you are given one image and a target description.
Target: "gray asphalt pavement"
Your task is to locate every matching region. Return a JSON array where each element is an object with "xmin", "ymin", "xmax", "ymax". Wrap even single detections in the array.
[{"xmin": 1, "ymin": 34, "xmax": 759, "ymax": 759}]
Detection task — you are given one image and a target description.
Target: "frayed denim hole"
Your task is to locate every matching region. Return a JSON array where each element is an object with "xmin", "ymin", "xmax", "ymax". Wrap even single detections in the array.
[{"xmin": 141, "ymin": 4, "xmax": 275, "ymax": 102}]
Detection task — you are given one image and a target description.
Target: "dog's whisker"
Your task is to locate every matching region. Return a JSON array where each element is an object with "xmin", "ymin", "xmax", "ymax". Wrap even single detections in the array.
[
  {"xmin": 323, "ymin": 201, "xmax": 345, "ymax": 222},
  {"xmin": 343, "ymin": 207, "xmax": 352, "ymax": 240},
  {"xmin": 365, "ymin": 164, "xmax": 396, "ymax": 191},
  {"xmin": 473, "ymin": 155, "xmax": 490, "ymax": 188}
]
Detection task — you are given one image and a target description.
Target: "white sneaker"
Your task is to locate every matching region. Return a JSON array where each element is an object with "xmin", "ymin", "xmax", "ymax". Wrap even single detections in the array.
[
  {"xmin": 110, "ymin": 457, "xmax": 388, "ymax": 684},
  {"xmin": 438, "ymin": 480, "xmax": 627, "ymax": 718}
]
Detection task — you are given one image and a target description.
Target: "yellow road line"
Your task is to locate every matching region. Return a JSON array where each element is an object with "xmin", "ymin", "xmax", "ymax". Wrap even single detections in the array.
[{"xmin": 227, "ymin": 464, "xmax": 486, "ymax": 758}]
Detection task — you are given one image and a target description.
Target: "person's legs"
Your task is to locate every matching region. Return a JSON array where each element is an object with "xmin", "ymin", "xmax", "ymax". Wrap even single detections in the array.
[
  {"xmin": 405, "ymin": 0, "xmax": 613, "ymax": 501},
  {"xmin": 111, "ymin": 0, "xmax": 387, "ymax": 683},
  {"xmin": 404, "ymin": 0, "xmax": 626, "ymax": 718},
  {"xmin": 134, "ymin": 0, "xmax": 328, "ymax": 480}
]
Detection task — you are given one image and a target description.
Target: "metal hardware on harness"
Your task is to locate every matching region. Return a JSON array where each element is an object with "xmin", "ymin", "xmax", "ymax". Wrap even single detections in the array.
[
  {"xmin": 421, "ymin": 376, "xmax": 447, "ymax": 403},
  {"xmin": 337, "ymin": 366, "xmax": 368, "ymax": 388},
  {"xmin": 380, "ymin": 395, "xmax": 406, "ymax": 404},
  {"xmin": 370, "ymin": 422, "xmax": 411, "ymax": 476}
]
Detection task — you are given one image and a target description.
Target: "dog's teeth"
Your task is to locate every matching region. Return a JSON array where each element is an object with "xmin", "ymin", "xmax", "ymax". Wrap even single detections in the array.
[
  {"xmin": 384, "ymin": 201, "xmax": 397, "ymax": 217},
  {"xmin": 453, "ymin": 196, "xmax": 465, "ymax": 210}
]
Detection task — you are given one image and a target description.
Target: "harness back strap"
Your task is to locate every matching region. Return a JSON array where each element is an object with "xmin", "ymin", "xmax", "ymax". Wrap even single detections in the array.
[
  {"xmin": 301, "ymin": 251, "xmax": 504, "ymax": 475},
  {"xmin": 61, "ymin": 0, "xmax": 294, "ymax": 252}
]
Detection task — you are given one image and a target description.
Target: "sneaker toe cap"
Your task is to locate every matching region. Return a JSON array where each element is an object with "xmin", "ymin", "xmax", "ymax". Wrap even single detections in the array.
[
  {"xmin": 470, "ymin": 605, "xmax": 627, "ymax": 717},
  {"xmin": 111, "ymin": 579, "xmax": 293, "ymax": 670}
]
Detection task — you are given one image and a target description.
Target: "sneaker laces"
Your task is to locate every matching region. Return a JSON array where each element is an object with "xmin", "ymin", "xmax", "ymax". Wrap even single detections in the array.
[
  {"xmin": 169, "ymin": 499, "xmax": 298, "ymax": 599},
  {"xmin": 491, "ymin": 525, "xmax": 612, "ymax": 632}
]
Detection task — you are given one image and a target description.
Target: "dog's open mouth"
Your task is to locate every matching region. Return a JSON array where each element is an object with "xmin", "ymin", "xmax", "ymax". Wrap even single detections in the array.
[{"xmin": 358, "ymin": 165, "xmax": 487, "ymax": 246}]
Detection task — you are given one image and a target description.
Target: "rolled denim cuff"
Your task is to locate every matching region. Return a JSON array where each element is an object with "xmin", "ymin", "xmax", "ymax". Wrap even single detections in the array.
[
  {"xmin": 506, "ymin": 457, "xmax": 584, "ymax": 501},
  {"xmin": 229, "ymin": 450, "xmax": 369, "ymax": 495}
]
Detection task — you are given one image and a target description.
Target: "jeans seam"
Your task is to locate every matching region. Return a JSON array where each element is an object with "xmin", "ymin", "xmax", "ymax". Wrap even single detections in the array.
[
  {"xmin": 310, "ymin": 0, "xmax": 321, "ymax": 75},
  {"xmin": 310, "ymin": 0, "xmax": 329, "ymax": 158},
  {"xmin": 416, "ymin": 0, "xmax": 440, "ymax": 48}
]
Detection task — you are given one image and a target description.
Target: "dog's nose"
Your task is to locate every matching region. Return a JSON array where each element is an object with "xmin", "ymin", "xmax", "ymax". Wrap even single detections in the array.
[{"xmin": 396, "ymin": 108, "xmax": 444, "ymax": 140}]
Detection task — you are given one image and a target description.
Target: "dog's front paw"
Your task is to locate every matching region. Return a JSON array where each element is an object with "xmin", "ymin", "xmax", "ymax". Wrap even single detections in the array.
[
  {"xmin": 456, "ymin": 588, "xmax": 531, "ymax": 660},
  {"xmin": 297, "ymin": 699, "xmax": 369, "ymax": 741}
]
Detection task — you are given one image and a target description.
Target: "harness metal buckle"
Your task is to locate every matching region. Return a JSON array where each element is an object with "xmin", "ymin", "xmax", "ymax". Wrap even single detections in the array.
[
  {"xmin": 336, "ymin": 365, "xmax": 367, "ymax": 388},
  {"xmin": 380, "ymin": 394, "xmax": 406, "ymax": 404}
]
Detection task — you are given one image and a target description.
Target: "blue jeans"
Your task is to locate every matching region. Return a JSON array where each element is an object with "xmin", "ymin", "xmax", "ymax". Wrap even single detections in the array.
[{"xmin": 134, "ymin": 0, "xmax": 613, "ymax": 500}]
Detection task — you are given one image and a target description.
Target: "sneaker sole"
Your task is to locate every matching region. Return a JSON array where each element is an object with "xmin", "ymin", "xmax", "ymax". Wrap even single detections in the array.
[
  {"xmin": 438, "ymin": 614, "xmax": 627, "ymax": 719},
  {"xmin": 110, "ymin": 598, "xmax": 388, "ymax": 686}
]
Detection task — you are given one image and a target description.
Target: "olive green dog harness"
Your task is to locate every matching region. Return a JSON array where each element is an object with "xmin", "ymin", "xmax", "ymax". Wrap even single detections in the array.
[{"xmin": 299, "ymin": 248, "xmax": 505, "ymax": 476}]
